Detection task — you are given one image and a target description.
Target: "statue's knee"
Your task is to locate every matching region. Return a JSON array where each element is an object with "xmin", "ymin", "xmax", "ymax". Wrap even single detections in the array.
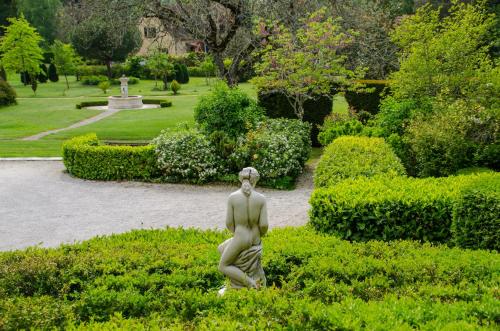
[{"xmin": 218, "ymin": 262, "xmax": 226, "ymax": 273}]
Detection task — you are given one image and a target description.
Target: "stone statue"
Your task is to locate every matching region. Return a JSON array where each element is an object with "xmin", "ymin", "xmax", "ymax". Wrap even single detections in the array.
[
  {"xmin": 218, "ymin": 167, "xmax": 268, "ymax": 294},
  {"xmin": 119, "ymin": 75, "xmax": 129, "ymax": 98}
]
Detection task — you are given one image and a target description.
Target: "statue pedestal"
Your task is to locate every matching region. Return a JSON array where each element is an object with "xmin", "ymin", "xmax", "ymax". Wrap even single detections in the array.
[{"xmin": 107, "ymin": 95, "xmax": 144, "ymax": 110}]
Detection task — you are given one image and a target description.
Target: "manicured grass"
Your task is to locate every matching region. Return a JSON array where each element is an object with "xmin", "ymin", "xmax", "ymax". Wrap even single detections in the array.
[{"xmin": 0, "ymin": 140, "xmax": 64, "ymax": 157}]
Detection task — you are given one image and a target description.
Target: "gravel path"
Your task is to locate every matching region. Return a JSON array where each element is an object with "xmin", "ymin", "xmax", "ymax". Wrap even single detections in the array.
[{"xmin": 0, "ymin": 161, "xmax": 313, "ymax": 251}]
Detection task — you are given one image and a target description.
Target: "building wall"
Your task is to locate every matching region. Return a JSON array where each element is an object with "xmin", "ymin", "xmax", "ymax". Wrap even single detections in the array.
[{"xmin": 137, "ymin": 17, "xmax": 193, "ymax": 56}]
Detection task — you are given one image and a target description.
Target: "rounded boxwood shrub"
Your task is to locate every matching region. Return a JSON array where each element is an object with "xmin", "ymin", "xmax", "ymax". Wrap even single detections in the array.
[
  {"xmin": 314, "ymin": 136, "xmax": 406, "ymax": 188},
  {"xmin": 0, "ymin": 78, "xmax": 17, "ymax": 107},
  {"xmin": 194, "ymin": 82, "xmax": 264, "ymax": 139},
  {"xmin": 153, "ymin": 130, "xmax": 221, "ymax": 183}
]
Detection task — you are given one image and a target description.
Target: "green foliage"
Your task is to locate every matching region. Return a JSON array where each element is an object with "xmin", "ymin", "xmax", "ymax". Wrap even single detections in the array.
[
  {"xmin": 97, "ymin": 81, "xmax": 110, "ymax": 94},
  {"xmin": 0, "ymin": 227, "xmax": 498, "ymax": 330},
  {"xmin": 194, "ymin": 82, "xmax": 264, "ymax": 139},
  {"xmin": 314, "ymin": 136, "xmax": 405, "ymax": 188},
  {"xmin": 0, "ymin": 65, "xmax": 6, "ymax": 81},
  {"xmin": 62, "ymin": 134, "xmax": 159, "ymax": 181},
  {"xmin": 81, "ymin": 75, "xmax": 108, "ymax": 86},
  {"xmin": 0, "ymin": 78, "xmax": 16, "ymax": 107},
  {"xmin": 318, "ymin": 113, "xmax": 364, "ymax": 146},
  {"xmin": 125, "ymin": 55, "xmax": 145, "ymax": 78},
  {"xmin": 174, "ymin": 63, "xmax": 189, "ymax": 84},
  {"xmin": 110, "ymin": 77, "xmax": 140, "ymax": 86},
  {"xmin": 146, "ymin": 51, "xmax": 174, "ymax": 89},
  {"xmin": 0, "ymin": 15, "xmax": 44, "ymax": 80},
  {"xmin": 452, "ymin": 175, "xmax": 500, "ymax": 251},
  {"xmin": 257, "ymin": 90, "xmax": 333, "ymax": 146},
  {"xmin": 51, "ymin": 40, "xmax": 80, "ymax": 87},
  {"xmin": 253, "ymin": 9, "xmax": 363, "ymax": 119},
  {"xmin": 231, "ymin": 119, "xmax": 312, "ymax": 189},
  {"xmin": 153, "ymin": 130, "xmax": 221, "ymax": 184},
  {"xmin": 76, "ymin": 100, "xmax": 172, "ymax": 109},
  {"xmin": 16, "ymin": 0, "xmax": 61, "ymax": 45},
  {"xmin": 37, "ymin": 64, "xmax": 48, "ymax": 83},
  {"xmin": 170, "ymin": 80, "xmax": 181, "ymax": 95},
  {"xmin": 344, "ymin": 80, "xmax": 389, "ymax": 115}
]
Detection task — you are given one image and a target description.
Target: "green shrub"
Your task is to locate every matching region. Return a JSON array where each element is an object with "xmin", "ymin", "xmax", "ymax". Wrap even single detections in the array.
[
  {"xmin": 48, "ymin": 63, "xmax": 59, "ymax": 82},
  {"xmin": 171, "ymin": 79, "xmax": 181, "ymax": 95},
  {"xmin": 314, "ymin": 136, "xmax": 406, "ymax": 188},
  {"xmin": 37, "ymin": 64, "xmax": 48, "ymax": 83},
  {"xmin": 76, "ymin": 101, "xmax": 107, "ymax": 109},
  {"xmin": 318, "ymin": 113, "xmax": 364, "ymax": 146},
  {"xmin": 0, "ymin": 65, "xmax": 6, "ymax": 81},
  {"xmin": 81, "ymin": 75, "xmax": 108, "ymax": 86},
  {"xmin": 142, "ymin": 99, "xmax": 172, "ymax": 108},
  {"xmin": 153, "ymin": 130, "xmax": 221, "ymax": 183},
  {"xmin": 97, "ymin": 81, "xmax": 110, "ymax": 94},
  {"xmin": 188, "ymin": 66, "xmax": 216, "ymax": 77},
  {"xmin": 0, "ymin": 227, "xmax": 498, "ymax": 330},
  {"xmin": 452, "ymin": 175, "xmax": 500, "ymax": 250},
  {"xmin": 62, "ymin": 134, "xmax": 159, "ymax": 181},
  {"xmin": 231, "ymin": 119, "xmax": 311, "ymax": 189},
  {"xmin": 174, "ymin": 63, "xmax": 189, "ymax": 84},
  {"xmin": 0, "ymin": 78, "xmax": 16, "ymax": 107},
  {"xmin": 194, "ymin": 82, "xmax": 264, "ymax": 139},
  {"xmin": 344, "ymin": 80, "xmax": 389, "ymax": 115},
  {"xmin": 257, "ymin": 90, "xmax": 333, "ymax": 146},
  {"xmin": 110, "ymin": 77, "xmax": 140, "ymax": 85}
]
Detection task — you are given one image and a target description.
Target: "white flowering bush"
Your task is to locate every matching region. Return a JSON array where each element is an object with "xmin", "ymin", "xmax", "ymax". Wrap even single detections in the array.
[
  {"xmin": 153, "ymin": 130, "xmax": 221, "ymax": 183},
  {"xmin": 231, "ymin": 119, "xmax": 312, "ymax": 188}
]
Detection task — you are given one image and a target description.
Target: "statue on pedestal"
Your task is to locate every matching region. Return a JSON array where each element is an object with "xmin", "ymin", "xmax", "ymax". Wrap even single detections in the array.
[
  {"xmin": 119, "ymin": 75, "xmax": 129, "ymax": 98},
  {"xmin": 218, "ymin": 167, "xmax": 268, "ymax": 294}
]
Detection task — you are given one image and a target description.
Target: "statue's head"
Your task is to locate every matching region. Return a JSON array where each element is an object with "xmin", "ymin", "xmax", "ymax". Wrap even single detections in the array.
[{"xmin": 239, "ymin": 167, "xmax": 259, "ymax": 195}]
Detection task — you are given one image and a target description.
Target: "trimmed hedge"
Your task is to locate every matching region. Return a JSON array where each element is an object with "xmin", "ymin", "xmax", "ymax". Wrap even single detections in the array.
[
  {"xmin": 314, "ymin": 136, "xmax": 406, "ymax": 188},
  {"xmin": 452, "ymin": 175, "xmax": 500, "ymax": 250},
  {"xmin": 0, "ymin": 227, "xmax": 498, "ymax": 330},
  {"xmin": 257, "ymin": 90, "xmax": 332, "ymax": 146},
  {"xmin": 62, "ymin": 134, "xmax": 159, "ymax": 181},
  {"xmin": 345, "ymin": 80, "xmax": 389, "ymax": 115},
  {"xmin": 188, "ymin": 66, "xmax": 216, "ymax": 77},
  {"xmin": 76, "ymin": 99, "xmax": 172, "ymax": 109}
]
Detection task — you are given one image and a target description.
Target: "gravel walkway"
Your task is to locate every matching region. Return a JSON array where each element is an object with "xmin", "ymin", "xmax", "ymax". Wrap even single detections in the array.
[{"xmin": 0, "ymin": 161, "xmax": 313, "ymax": 251}]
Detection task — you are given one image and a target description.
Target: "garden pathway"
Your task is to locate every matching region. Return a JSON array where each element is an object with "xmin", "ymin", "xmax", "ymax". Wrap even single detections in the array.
[
  {"xmin": 22, "ymin": 108, "xmax": 122, "ymax": 141},
  {"xmin": 0, "ymin": 161, "xmax": 313, "ymax": 251}
]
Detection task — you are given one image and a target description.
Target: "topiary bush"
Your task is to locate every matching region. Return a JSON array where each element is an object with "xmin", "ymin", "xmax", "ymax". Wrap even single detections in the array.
[
  {"xmin": 194, "ymin": 82, "xmax": 264, "ymax": 139},
  {"xmin": 314, "ymin": 136, "xmax": 406, "ymax": 188},
  {"xmin": 48, "ymin": 63, "xmax": 59, "ymax": 82},
  {"xmin": 153, "ymin": 130, "xmax": 221, "ymax": 184},
  {"xmin": 344, "ymin": 80, "xmax": 389, "ymax": 115},
  {"xmin": 257, "ymin": 90, "xmax": 332, "ymax": 146},
  {"xmin": 318, "ymin": 113, "xmax": 364, "ymax": 146},
  {"xmin": 171, "ymin": 79, "xmax": 181, "ymax": 95},
  {"xmin": 37, "ymin": 64, "xmax": 48, "ymax": 83},
  {"xmin": 62, "ymin": 134, "xmax": 159, "ymax": 181},
  {"xmin": 452, "ymin": 175, "xmax": 500, "ymax": 250},
  {"xmin": 0, "ymin": 78, "xmax": 17, "ymax": 107}
]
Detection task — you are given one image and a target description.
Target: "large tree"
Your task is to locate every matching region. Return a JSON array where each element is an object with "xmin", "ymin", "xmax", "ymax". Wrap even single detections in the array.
[
  {"xmin": 51, "ymin": 40, "xmax": 81, "ymax": 89},
  {"xmin": 16, "ymin": 0, "xmax": 62, "ymax": 46},
  {"xmin": 0, "ymin": 16, "xmax": 44, "ymax": 87},
  {"xmin": 62, "ymin": 0, "xmax": 143, "ymax": 78}
]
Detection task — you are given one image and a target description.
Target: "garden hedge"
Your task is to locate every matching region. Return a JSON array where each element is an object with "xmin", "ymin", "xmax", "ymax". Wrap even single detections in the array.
[
  {"xmin": 452, "ymin": 174, "xmax": 500, "ymax": 250},
  {"xmin": 76, "ymin": 99, "xmax": 172, "ymax": 109},
  {"xmin": 257, "ymin": 90, "xmax": 332, "ymax": 146},
  {"xmin": 314, "ymin": 136, "xmax": 406, "ymax": 188},
  {"xmin": 62, "ymin": 134, "xmax": 159, "ymax": 181},
  {"xmin": 0, "ymin": 227, "xmax": 498, "ymax": 330},
  {"xmin": 345, "ymin": 80, "xmax": 389, "ymax": 115}
]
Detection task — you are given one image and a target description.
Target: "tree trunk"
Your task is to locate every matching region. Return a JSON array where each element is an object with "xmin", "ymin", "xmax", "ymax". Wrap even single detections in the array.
[
  {"xmin": 64, "ymin": 74, "xmax": 70, "ymax": 90},
  {"xmin": 106, "ymin": 60, "xmax": 112, "ymax": 79}
]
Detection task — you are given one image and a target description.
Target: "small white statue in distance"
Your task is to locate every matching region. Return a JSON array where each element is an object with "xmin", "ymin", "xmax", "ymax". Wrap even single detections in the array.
[
  {"xmin": 218, "ymin": 167, "xmax": 268, "ymax": 294},
  {"xmin": 119, "ymin": 75, "xmax": 129, "ymax": 98}
]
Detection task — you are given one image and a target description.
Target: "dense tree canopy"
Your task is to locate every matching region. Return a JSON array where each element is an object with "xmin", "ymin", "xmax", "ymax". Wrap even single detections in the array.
[{"xmin": 16, "ymin": 0, "xmax": 62, "ymax": 46}]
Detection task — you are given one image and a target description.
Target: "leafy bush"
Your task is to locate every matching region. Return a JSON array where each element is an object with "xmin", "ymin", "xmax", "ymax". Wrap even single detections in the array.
[
  {"xmin": 257, "ymin": 90, "xmax": 332, "ymax": 146},
  {"xmin": 188, "ymin": 66, "xmax": 216, "ymax": 77},
  {"xmin": 173, "ymin": 63, "xmax": 189, "ymax": 84},
  {"xmin": 37, "ymin": 64, "xmax": 48, "ymax": 83},
  {"xmin": 314, "ymin": 136, "xmax": 406, "ymax": 188},
  {"xmin": 81, "ymin": 75, "xmax": 108, "ymax": 86},
  {"xmin": 0, "ymin": 227, "xmax": 498, "ymax": 330},
  {"xmin": 48, "ymin": 63, "xmax": 58, "ymax": 82},
  {"xmin": 318, "ymin": 113, "xmax": 364, "ymax": 146},
  {"xmin": 62, "ymin": 134, "xmax": 159, "ymax": 181},
  {"xmin": 110, "ymin": 77, "xmax": 140, "ymax": 85},
  {"xmin": 231, "ymin": 119, "xmax": 311, "ymax": 189},
  {"xmin": 153, "ymin": 130, "xmax": 221, "ymax": 184},
  {"xmin": 75, "ymin": 101, "xmax": 107, "ymax": 109},
  {"xmin": 344, "ymin": 80, "xmax": 389, "ymax": 115},
  {"xmin": 142, "ymin": 99, "xmax": 172, "ymax": 108},
  {"xmin": 0, "ymin": 78, "xmax": 16, "ymax": 107},
  {"xmin": 170, "ymin": 79, "xmax": 181, "ymax": 95},
  {"xmin": 0, "ymin": 65, "xmax": 6, "ymax": 81},
  {"xmin": 452, "ymin": 175, "xmax": 500, "ymax": 250},
  {"xmin": 97, "ymin": 81, "xmax": 110, "ymax": 94},
  {"xmin": 194, "ymin": 83, "xmax": 264, "ymax": 139}
]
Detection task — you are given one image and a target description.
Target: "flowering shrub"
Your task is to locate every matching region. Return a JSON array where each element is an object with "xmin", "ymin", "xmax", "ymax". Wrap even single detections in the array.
[{"xmin": 153, "ymin": 130, "xmax": 221, "ymax": 183}]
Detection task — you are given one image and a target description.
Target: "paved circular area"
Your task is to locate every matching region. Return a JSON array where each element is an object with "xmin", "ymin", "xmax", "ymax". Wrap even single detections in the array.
[{"xmin": 0, "ymin": 161, "xmax": 313, "ymax": 251}]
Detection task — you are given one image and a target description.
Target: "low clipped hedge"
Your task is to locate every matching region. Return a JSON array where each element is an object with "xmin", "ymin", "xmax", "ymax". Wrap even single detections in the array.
[
  {"xmin": 452, "ymin": 175, "xmax": 500, "ymax": 250},
  {"xmin": 314, "ymin": 136, "xmax": 406, "ymax": 188},
  {"xmin": 76, "ymin": 99, "xmax": 172, "ymax": 109},
  {"xmin": 0, "ymin": 227, "xmax": 498, "ymax": 330},
  {"xmin": 62, "ymin": 134, "xmax": 159, "ymax": 181}
]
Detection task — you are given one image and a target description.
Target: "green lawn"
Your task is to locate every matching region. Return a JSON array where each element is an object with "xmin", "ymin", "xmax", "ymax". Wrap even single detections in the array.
[{"xmin": 0, "ymin": 75, "xmax": 346, "ymax": 157}]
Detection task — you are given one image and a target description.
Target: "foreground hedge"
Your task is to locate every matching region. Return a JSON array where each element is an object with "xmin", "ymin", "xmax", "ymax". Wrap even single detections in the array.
[
  {"xmin": 310, "ymin": 173, "xmax": 499, "ymax": 245},
  {"xmin": 0, "ymin": 227, "xmax": 498, "ymax": 330},
  {"xmin": 314, "ymin": 136, "xmax": 406, "ymax": 188},
  {"xmin": 62, "ymin": 134, "xmax": 159, "ymax": 181}
]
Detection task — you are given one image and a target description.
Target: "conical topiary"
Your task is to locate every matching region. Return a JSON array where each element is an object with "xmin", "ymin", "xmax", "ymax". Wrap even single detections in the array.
[
  {"xmin": 48, "ymin": 63, "xmax": 59, "ymax": 82},
  {"xmin": 38, "ymin": 64, "xmax": 48, "ymax": 83}
]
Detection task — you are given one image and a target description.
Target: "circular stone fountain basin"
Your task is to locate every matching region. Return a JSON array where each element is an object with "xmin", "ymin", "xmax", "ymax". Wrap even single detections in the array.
[{"xmin": 108, "ymin": 95, "xmax": 143, "ymax": 110}]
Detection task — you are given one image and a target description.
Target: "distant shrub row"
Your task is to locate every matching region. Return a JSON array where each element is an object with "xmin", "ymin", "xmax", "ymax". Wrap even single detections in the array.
[
  {"xmin": 310, "ymin": 136, "xmax": 499, "ymax": 249},
  {"xmin": 0, "ymin": 227, "xmax": 498, "ymax": 329},
  {"xmin": 75, "ymin": 99, "xmax": 172, "ymax": 109}
]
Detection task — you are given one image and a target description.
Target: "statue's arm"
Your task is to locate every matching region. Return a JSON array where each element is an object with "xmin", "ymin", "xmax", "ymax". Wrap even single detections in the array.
[
  {"xmin": 259, "ymin": 200, "xmax": 269, "ymax": 237},
  {"xmin": 226, "ymin": 199, "xmax": 235, "ymax": 233}
]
